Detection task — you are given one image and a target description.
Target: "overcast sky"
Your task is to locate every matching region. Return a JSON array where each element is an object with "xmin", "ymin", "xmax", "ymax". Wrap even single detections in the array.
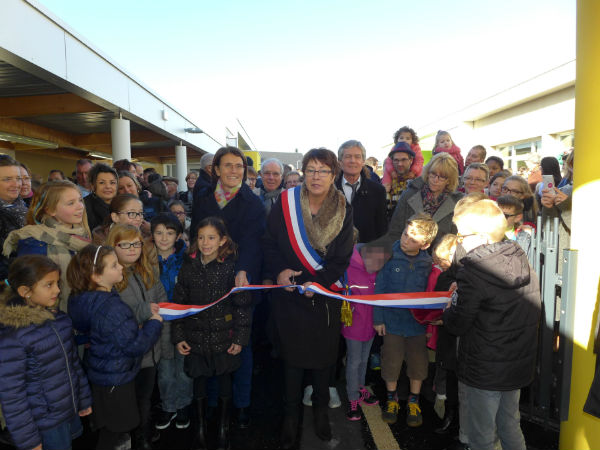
[{"xmin": 40, "ymin": 0, "xmax": 576, "ymax": 159}]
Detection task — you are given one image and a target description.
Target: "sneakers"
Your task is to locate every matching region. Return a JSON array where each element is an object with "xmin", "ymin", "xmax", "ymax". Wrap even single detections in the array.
[
  {"xmin": 175, "ymin": 407, "xmax": 190, "ymax": 429},
  {"xmin": 346, "ymin": 400, "xmax": 361, "ymax": 421},
  {"xmin": 302, "ymin": 385, "xmax": 313, "ymax": 406},
  {"xmin": 406, "ymin": 400, "xmax": 423, "ymax": 427},
  {"xmin": 381, "ymin": 399, "xmax": 399, "ymax": 424},
  {"xmin": 369, "ymin": 353, "xmax": 381, "ymax": 371},
  {"xmin": 328, "ymin": 387, "xmax": 341, "ymax": 408},
  {"xmin": 155, "ymin": 410, "xmax": 176, "ymax": 430},
  {"xmin": 359, "ymin": 386, "xmax": 379, "ymax": 406}
]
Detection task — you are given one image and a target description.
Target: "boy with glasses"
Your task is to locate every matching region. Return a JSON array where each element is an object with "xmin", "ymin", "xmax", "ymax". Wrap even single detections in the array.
[{"xmin": 496, "ymin": 195, "xmax": 533, "ymax": 259}]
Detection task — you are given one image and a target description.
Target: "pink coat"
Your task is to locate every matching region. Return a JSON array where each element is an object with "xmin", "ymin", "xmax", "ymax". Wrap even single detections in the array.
[
  {"xmin": 434, "ymin": 144, "xmax": 464, "ymax": 174},
  {"xmin": 341, "ymin": 247, "xmax": 377, "ymax": 342}
]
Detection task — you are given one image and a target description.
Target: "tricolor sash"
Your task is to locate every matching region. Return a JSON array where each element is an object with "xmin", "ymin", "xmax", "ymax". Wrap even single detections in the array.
[
  {"xmin": 280, "ymin": 186, "xmax": 345, "ymax": 290},
  {"xmin": 159, "ymin": 282, "xmax": 450, "ymax": 321}
]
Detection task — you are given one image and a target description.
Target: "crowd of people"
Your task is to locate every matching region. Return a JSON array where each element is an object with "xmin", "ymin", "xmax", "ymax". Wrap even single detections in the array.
[{"xmin": 0, "ymin": 128, "xmax": 574, "ymax": 450}]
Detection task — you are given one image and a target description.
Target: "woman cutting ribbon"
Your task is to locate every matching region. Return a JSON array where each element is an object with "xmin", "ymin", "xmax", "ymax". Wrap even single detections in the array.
[{"xmin": 263, "ymin": 148, "xmax": 354, "ymax": 449}]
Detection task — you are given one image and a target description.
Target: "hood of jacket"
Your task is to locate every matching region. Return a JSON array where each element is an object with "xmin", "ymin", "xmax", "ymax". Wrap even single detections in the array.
[
  {"xmin": 0, "ymin": 296, "xmax": 55, "ymax": 329},
  {"xmin": 460, "ymin": 240, "xmax": 530, "ymax": 290}
]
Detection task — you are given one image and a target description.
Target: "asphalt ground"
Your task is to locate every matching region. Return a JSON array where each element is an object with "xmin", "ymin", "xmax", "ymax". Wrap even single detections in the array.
[{"xmin": 0, "ymin": 345, "xmax": 559, "ymax": 450}]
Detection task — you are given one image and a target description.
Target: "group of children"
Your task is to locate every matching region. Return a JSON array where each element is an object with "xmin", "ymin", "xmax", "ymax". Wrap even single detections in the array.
[{"xmin": 0, "ymin": 179, "xmax": 248, "ymax": 450}]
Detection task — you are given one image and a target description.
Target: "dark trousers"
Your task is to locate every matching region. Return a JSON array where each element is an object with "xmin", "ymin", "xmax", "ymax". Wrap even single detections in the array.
[
  {"xmin": 284, "ymin": 363, "xmax": 330, "ymax": 416},
  {"xmin": 194, "ymin": 373, "xmax": 232, "ymax": 399},
  {"xmin": 135, "ymin": 366, "xmax": 156, "ymax": 429}
]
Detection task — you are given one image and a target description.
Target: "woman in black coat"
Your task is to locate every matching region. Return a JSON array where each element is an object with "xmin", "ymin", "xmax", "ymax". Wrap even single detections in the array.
[
  {"xmin": 263, "ymin": 148, "xmax": 354, "ymax": 448},
  {"xmin": 84, "ymin": 163, "xmax": 118, "ymax": 231}
]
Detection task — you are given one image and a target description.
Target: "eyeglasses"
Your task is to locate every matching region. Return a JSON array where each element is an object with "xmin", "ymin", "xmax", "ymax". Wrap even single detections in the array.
[
  {"xmin": 464, "ymin": 176, "xmax": 487, "ymax": 184},
  {"xmin": 456, "ymin": 233, "xmax": 477, "ymax": 243},
  {"xmin": 116, "ymin": 241, "xmax": 143, "ymax": 249},
  {"xmin": 172, "ymin": 211, "xmax": 186, "ymax": 216},
  {"xmin": 429, "ymin": 172, "xmax": 448, "ymax": 181},
  {"xmin": 118, "ymin": 211, "xmax": 144, "ymax": 219},
  {"xmin": 392, "ymin": 158, "xmax": 411, "ymax": 164},
  {"xmin": 504, "ymin": 213, "xmax": 519, "ymax": 219},
  {"xmin": 221, "ymin": 163, "xmax": 244, "ymax": 171},
  {"xmin": 0, "ymin": 177, "xmax": 22, "ymax": 183},
  {"xmin": 501, "ymin": 187, "xmax": 523, "ymax": 195},
  {"xmin": 304, "ymin": 169, "xmax": 332, "ymax": 177}
]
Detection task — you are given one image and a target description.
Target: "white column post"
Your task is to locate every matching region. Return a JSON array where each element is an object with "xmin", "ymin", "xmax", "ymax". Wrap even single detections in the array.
[
  {"xmin": 175, "ymin": 145, "xmax": 188, "ymax": 188},
  {"xmin": 110, "ymin": 117, "xmax": 131, "ymax": 161}
]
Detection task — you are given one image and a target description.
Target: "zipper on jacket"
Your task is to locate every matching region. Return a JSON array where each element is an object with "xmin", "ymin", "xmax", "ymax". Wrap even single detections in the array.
[{"xmin": 51, "ymin": 322, "xmax": 78, "ymax": 414}]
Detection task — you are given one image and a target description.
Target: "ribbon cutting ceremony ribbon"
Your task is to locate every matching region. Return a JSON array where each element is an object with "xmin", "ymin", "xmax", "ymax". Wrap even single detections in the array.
[{"xmin": 158, "ymin": 283, "xmax": 451, "ymax": 321}]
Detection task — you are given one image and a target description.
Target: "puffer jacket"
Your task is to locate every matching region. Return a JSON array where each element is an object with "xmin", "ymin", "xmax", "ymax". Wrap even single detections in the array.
[
  {"xmin": 68, "ymin": 290, "xmax": 162, "ymax": 387},
  {"xmin": 172, "ymin": 254, "xmax": 252, "ymax": 356},
  {"xmin": 119, "ymin": 269, "xmax": 167, "ymax": 368},
  {"xmin": 373, "ymin": 243, "xmax": 432, "ymax": 337},
  {"xmin": 443, "ymin": 240, "xmax": 541, "ymax": 391},
  {"xmin": 0, "ymin": 298, "xmax": 92, "ymax": 450}
]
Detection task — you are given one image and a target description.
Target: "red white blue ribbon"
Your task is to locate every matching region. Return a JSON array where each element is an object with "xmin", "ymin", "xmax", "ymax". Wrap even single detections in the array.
[{"xmin": 158, "ymin": 283, "xmax": 451, "ymax": 321}]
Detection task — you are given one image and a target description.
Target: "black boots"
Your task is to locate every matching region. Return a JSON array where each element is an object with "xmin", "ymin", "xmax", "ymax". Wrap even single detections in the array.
[
  {"xmin": 280, "ymin": 414, "xmax": 299, "ymax": 450},
  {"xmin": 434, "ymin": 407, "xmax": 457, "ymax": 435},
  {"xmin": 193, "ymin": 398, "xmax": 208, "ymax": 450},
  {"xmin": 217, "ymin": 397, "xmax": 231, "ymax": 450},
  {"xmin": 313, "ymin": 407, "xmax": 332, "ymax": 441},
  {"xmin": 132, "ymin": 426, "xmax": 152, "ymax": 450}
]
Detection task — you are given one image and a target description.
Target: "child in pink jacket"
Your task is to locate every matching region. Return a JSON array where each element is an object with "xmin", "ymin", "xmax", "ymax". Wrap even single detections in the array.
[
  {"xmin": 432, "ymin": 130, "xmax": 464, "ymax": 174},
  {"xmin": 342, "ymin": 245, "xmax": 379, "ymax": 421},
  {"xmin": 382, "ymin": 126, "xmax": 424, "ymax": 191}
]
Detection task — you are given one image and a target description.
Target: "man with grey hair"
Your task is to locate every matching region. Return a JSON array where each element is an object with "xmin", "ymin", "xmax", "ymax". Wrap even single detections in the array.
[
  {"xmin": 335, "ymin": 140, "xmax": 387, "ymax": 243},
  {"xmin": 259, "ymin": 158, "xmax": 284, "ymax": 216}
]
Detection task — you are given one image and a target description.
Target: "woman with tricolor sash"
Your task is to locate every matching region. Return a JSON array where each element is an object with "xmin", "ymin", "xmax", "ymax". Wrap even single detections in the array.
[{"xmin": 263, "ymin": 148, "xmax": 354, "ymax": 448}]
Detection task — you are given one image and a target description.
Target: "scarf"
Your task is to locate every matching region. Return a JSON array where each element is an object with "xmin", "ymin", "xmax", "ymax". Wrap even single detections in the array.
[
  {"xmin": 261, "ymin": 187, "xmax": 282, "ymax": 216},
  {"xmin": 214, "ymin": 179, "xmax": 241, "ymax": 209},
  {"xmin": 3, "ymin": 218, "xmax": 91, "ymax": 312},
  {"xmin": 421, "ymin": 184, "xmax": 448, "ymax": 217},
  {"xmin": 299, "ymin": 183, "xmax": 347, "ymax": 254}
]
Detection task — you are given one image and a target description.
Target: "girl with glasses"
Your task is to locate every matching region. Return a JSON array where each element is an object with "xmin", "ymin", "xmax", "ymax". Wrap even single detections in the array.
[
  {"xmin": 3, "ymin": 180, "xmax": 91, "ymax": 312},
  {"xmin": 106, "ymin": 224, "xmax": 168, "ymax": 449},
  {"xmin": 92, "ymin": 194, "xmax": 150, "ymax": 245}
]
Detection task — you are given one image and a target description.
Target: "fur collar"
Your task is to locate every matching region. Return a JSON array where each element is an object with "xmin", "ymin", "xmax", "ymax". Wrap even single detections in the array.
[
  {"xmin": 0, "ymin": 297, "xmax": 55, "ymax": 329},
  {"xmin": 299, "ymin": 183, "xmax": 347, "ymax": 254}
]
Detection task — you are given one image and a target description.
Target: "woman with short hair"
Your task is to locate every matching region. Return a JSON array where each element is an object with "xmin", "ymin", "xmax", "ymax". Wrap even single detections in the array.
[{"xmin": 84, "ymin": 163, "xmax": 118, "ymax": 230}]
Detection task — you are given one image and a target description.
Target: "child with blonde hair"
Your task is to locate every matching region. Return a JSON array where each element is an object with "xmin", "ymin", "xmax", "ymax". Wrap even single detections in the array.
[
  {"xmin": 432, "ymin": 130, "xmax": 464, "ymax": 175},
  {"xmin": 3, "ymin": 180, "xmax": 91, "ymax": 311}
]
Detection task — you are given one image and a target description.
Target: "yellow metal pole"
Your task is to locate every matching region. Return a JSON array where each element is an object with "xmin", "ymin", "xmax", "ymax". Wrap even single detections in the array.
[{"xmin": 559, "ymin": 0, "xmax": 600, "ymax": 448}]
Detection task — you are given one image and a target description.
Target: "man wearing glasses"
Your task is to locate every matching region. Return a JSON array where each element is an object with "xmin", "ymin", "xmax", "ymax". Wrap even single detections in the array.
[{"xmin": 385, "ymin": 142, "xmax": 416, "ymax": 221}]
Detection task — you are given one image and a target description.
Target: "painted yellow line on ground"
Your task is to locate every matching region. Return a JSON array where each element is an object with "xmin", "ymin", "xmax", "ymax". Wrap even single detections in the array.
[{"xmin": 361, "ymin": 387, "xmax": 401, "ymax": 450}]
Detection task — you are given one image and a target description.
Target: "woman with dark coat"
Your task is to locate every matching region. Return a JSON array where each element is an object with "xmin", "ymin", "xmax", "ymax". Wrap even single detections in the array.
[
  {"xmin": 263, "ymin": 148, "xmax": 354, "ymax": 448},
  {"xmin": 189, "ymin": 146, "xmax": 265, "ymax": 427},
  {"xmin": 84, "ymin": 163, "xmax": 118, "ymax": 231}
]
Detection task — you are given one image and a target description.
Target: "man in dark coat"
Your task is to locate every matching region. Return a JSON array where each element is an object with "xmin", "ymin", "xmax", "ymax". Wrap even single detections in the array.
[
  {"xmin": 443, "ymin": 199, "xmax": 541, "ymax": 450},
  {"xmin": 335, "ymin": 140, "xmax": 387, "ymax": 243}
]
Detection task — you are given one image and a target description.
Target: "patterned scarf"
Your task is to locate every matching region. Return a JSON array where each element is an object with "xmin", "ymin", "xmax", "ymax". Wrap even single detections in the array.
[
  {"xmin": 3, "ymin": 218, "xmax": 91, "ymax": 312},
  {"xmin": 421, "ymin": 184, "xmax": 448, "ymax": 217},
  {"xmin": 214, "ymin": 179, "xmax": 241, "ymax": 209}
]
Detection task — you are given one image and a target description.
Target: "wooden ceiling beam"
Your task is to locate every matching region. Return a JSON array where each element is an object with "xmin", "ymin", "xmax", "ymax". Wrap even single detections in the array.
[
  {"xmin": 0, "ymin": 118, "xmax": 74, "ymax": 148},
  {"xmin": 132, "ymin": 147, "xmax": 201, "ymax": 158},
  {"xmin": 0, "ymin": 93, "xmax": 105, "ymax": 118}
]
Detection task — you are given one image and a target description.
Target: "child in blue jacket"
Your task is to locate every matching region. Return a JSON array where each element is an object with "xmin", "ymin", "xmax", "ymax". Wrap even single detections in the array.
[
  {"xmin": 67, "ymin": 244, "xmax": 163, "ymax": 450},
  {"xmin": 373, "ymin": 213, "xmax": 437, "ymax": 428},
  {"xmin": 0, "ymin": 255, "xmax": 92, "ymax": 450}
]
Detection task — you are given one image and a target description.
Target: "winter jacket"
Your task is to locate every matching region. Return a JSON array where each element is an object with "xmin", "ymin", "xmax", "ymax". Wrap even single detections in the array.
[
  {"xmin": 0, "ymin": 199, "xmax": 27, "ymax": 279},
  {"xmin": 0, "ymin": 299, "xmax": 92, "ymax": 450},
  {"xmin": 172, "ymin": 254, "xmax": 252, "ymax": 355},
  {"xmin": 140, "ymin": 191, "xmax": 167, "ymax": 223},
  {"xmin": 433, "ymin": 144, "xmax": 464, "ymax": 174},
  {"xmin": 119, "ymin": 269, "xmax": 167, "ymax": 368},
  {"xmin": 68, "ymin": 290, "xmax": 162, "ymax": 386},
  {"xmin": 369, "ymin": 177, "xmax": 464, "ymax": 254},
  {"xmin": 84, "ymin": 193, "xmax": 110, "ymax": 231},
  {"xmin": 335, "ymin": 171, "xmax": 387, "ymax": 244},
  {"xmin": 373, "ymin": 243, "xmax": 432, "ymax": 337},
  {"xmin": 262, "ymin": 190, "xmax": 354, "ymax": 369},
  {"xmin": 191, "ymin": 182, "xmax": 266, "ymax": 282},
  {"xmin": 341, "ymin": 247, "xmax": 376, "ymax": 342},
  {"xmin": 443, "ymin": 241, "xmax": 541, "ymax": 391}
]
